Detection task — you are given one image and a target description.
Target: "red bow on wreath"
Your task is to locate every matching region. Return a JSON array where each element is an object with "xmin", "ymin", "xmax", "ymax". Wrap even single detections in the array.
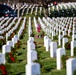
[{"xmin": 0, "ymin": 65, "xmax": 7, "ymax": 75}]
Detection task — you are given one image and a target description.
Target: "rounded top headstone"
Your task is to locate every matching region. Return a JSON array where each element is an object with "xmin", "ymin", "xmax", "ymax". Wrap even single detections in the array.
[{"xmin": 74, "ymin": 18, "xmax": 76, "ymax": 22}]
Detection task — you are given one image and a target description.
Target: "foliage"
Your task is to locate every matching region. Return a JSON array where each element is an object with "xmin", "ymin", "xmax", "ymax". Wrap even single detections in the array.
[
  {"xmin": 74, "ymin": 38, "xmax": 76, "ymax": 40},
  {"xmin": 36, "ymin": 31, "xmax": 44, "ymax": 38},
  {"xmin": 53, "ymin": 35, "xmax": 58, "ymax": 40},
  {"xmin": 61, "ymin": 55, "xmax": 69, "ymax": 68},
  {"xmin": 5, "ymin": 52, "xmax": 16, "ymax": 63},
  {"xmin": 50, "ymin": 8, "xmax": 76, "ymax": 17},
  {"xmin": 73, "ymin": 69, "xmax": 76, "ymax": 75},
  {"xmin": 63, "ymin": 35, "xmax": 68, "ymax": 38},
  {"xmin": 74, "ymin": 47, "xmax": 76, "ymax": 55},
  {"xmin": 65, "ymin": 42, "xmax": 70, "ymax": 50},
  {"xmin": 70, "ymin": 32, "xmax": 72, "ymax": 35},
  {"xmin": 20, "ymin": 29, "xmax": 26, "ymax": 39},
  {"xmin": 41, "ymin": 65, "xmax": 52, "ymax": 73},
  {"xmin": 33, "ymin": 60, "xmax": 39, "ymax": 63},
  {"xmin": 14, "ymin": 40, "xmax": 21, "ymax": 49},
  {"xmin": 0, "ymin": 39, "xmax": 5, "ymax": 48},
  {"xmin": 0, "ymin": 39, "xmax": 3, "ymax": 47},
  {"xmin": 40, "ymin": 31, "xmax": 44, "ymax": 38},
  {"xmin": 0, "ymin": 64, "xmax": 7, "ymax": 75},
  {"xmin": 60, "ymin": 32, "xmax": 62, "ymax": 35},
  {"xmin": 30, "ymin": 33, "xmax": 34, "ymax": 37},
  {"xmin": 10, "ymin": 33, "xmax": 15, "ymax": 39}
]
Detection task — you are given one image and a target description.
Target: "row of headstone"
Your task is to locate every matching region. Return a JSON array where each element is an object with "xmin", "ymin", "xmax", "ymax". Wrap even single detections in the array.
[
  {"xmin": 26, "ymin": 37, "xmax": 40, "ymax": 75},
  {"xmin": 0, "ymin": 17, "xmax": 8, "ymax": 27},
  {"xmin": 42, "ymin": 17, "xmax": 55, "ymax": 37},
  {"xmin": 26, "ymin": 5, "xmax": 32, "ymax": 14},
  {"xmin": 0, "ymin": 17, "xmax": 28, "ymax": 74},
  {"xmin": 36, "ymin": 17, "xmax": 75, "ymax": 57},
  {"xmin": 0, "ymin": 17, "xmax": 25, "ymax": 64},
  {"xmin": 17, "ymin": 2, "xmax": 76, "ymax": 16},
  {"xmin": 44, "ymin": 37, "xmax": 66, "ymax": 72},
  {"xmin": 27, "ymin": 37, "xmax": 37, "ymax": 63},
  {"xmin": 25, "ymin": 16, "xmax": 76, "ymax": 75},
  {"xmin": 0, "ymin": 34, "xmax": 19, "ymax": 64},
  {"xmin": 22, "ymin": 5, "xmax": 28, "ymax": 16},
  {"xmin": 34, "ymin": 17, "xmax": 41, "ymax": 33},
  {"xmin": 18, "ymin": 17, "xmax": 26, "ymax": 39},
  {"xmin": 45, "ymin": 17, "xmax": 74, "ymax": 52},
  {"xmin": 0, "ymin": 16, "xmax": 76, "ymax": 75},
  {"xmin": 0, "ymin": 17, "xmax": 12, "ymax": 30},
  {"xmin": 44, "ymin": 36, "xmax": 51, "ymax": 51},
  {"xmin": 0, "ymin": 18, "xmax": 15, "ymax": 35},
  {"xmin": 26, "ymin": 36, "xmax": 76, "ymax": 75},
  {"xmin": 71, "ymin": 18, "xmax": 76, "ymax": 56},
  {"xmin": 0, "ymin": 17, "xmax": 26, "ymax": 49},
  {"xmin": 6, "ymin": 17, "xmax": 22, "ymax": 41},
  {"xmin": 0, "ymin": 17, "xmax": 27, "ymax": 65},
  {"xmin": 0, "ymin": 17, "xmax": 16, "ymax": 33},
  {"xmin": 0, "ymin": 17, "xmax": 4, "ymax": 22},
  {"xmin": 28, "ymin": 17, "xmax": 32, "ymax": 37},
  {"xmin": 35, "ymin": 7, "xmax": 38, "ymax": 15},
  {"xmin": 38, "ymin": 17, "xmax": 46, "ymax": 33},
  {"xmin": 47, "ymin": 17, "xmax": 72, "ymax": 37},
  {"xmin": 38, "ymin": 16, "xmax": 76, "ymax": 75},
  {"xmin": 44, "ymin": 36, "xmax": 76, "ymax": 75},
  {"xmin": 34, "ymin": 17, "xmax": 38, "ymax": 31},
  {"xmin": 31, "ymin": 5, "xmax": 35, "ymax": 14},
  {"xmin": 42, "ymin": 17, "xmax": 76, "ymax": 75},
  {"xmin": 56, "ymin": 2, "xmax": 76, "ymax": 11}
]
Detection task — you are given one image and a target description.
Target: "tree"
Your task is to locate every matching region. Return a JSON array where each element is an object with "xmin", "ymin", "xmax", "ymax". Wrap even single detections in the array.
[{"xmin": 0, "ymin": 0, "xmax": 75, "ymax": 17}]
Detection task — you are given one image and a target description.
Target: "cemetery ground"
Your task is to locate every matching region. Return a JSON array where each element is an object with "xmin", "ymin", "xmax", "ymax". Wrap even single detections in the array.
[
  {"xmin": 0, "ymin": 3, "xmax": 76, "ymax": 75},
  {"xmin": 0, "ymin": 16, "xmax": 74, "ymax": 75}
]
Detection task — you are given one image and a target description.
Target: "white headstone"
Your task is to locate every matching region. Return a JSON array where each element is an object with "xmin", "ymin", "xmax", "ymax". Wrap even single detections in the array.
[
  {"xmin": 50, "ymin": 42, "xmax": 57, "ymax": 58},
  {"xmin": 27, "ymin": 38, "xmax": 33, "ymax": 44},
  {"xmin": 58, "ymin": 35, "xmax": 63, "ymax": 46},
  {"xmin": 62, "ymin": 38, "xmax": 68, "ymax": 49},
  {"xmin": 68, "ymin": 29, "xmax": 71, "ymax": 36},
  {"xmin": 0, "ymin": 53, "xmax": 5, "ymax": 64},
  {"xmin": 46, "ymin": 38, "xmax": 51, "ymax": 51},
  {"xmin": 52, "ymin": 31, "xmax": 55, "ymax": 40},
  {"xmin": 63, "ymin": 31, "xmax": 66, "ymax": 36},
  {"xmin": 14, "ymin": 35, "xmax": 19, "ymax": 40},
  {"xmin": 27, "ymin": 50, "xmax": 37, "ymax": 64},
  {"xmin": 57, "ymin": 48, "xmax": 65, "ymax": 70},
  {"xmin": 66, "ymin": 58, "xmax": 76, "ymax": 75},
  {"xmin": 12, "ymin": 38, "xmax": 16, "ymax": 44},
  {"xmin": 27, "ymin": 42, "xmax": 35, "ymax": 52},
  {"xmin": 2, "ymin": 45, "xmax": 11, "ymax": 54},
  {"xmin": 7, "ymin": 41, "xmax": 13, "ymax": 47},
  {"xmin": 12, "ymin": 37, "xmax": 18, "ymax": 47},
  {"xmin": 26, "ymin": 63, "xmax": 40, "ymax": 75},
  {"xmin": 29, "ymin": 37, "xmax": 34, "ymax": 42},
  {"xmin": 44, "ymin": 36, "xmax": 48, "ymax": 47},
  {"xmin": 71, "ymin": 41, "xmax": 76, "ymax": 56},
  {"xmin": 72, "ymin": 34, "xmax": 76, "ymax": 41}
]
